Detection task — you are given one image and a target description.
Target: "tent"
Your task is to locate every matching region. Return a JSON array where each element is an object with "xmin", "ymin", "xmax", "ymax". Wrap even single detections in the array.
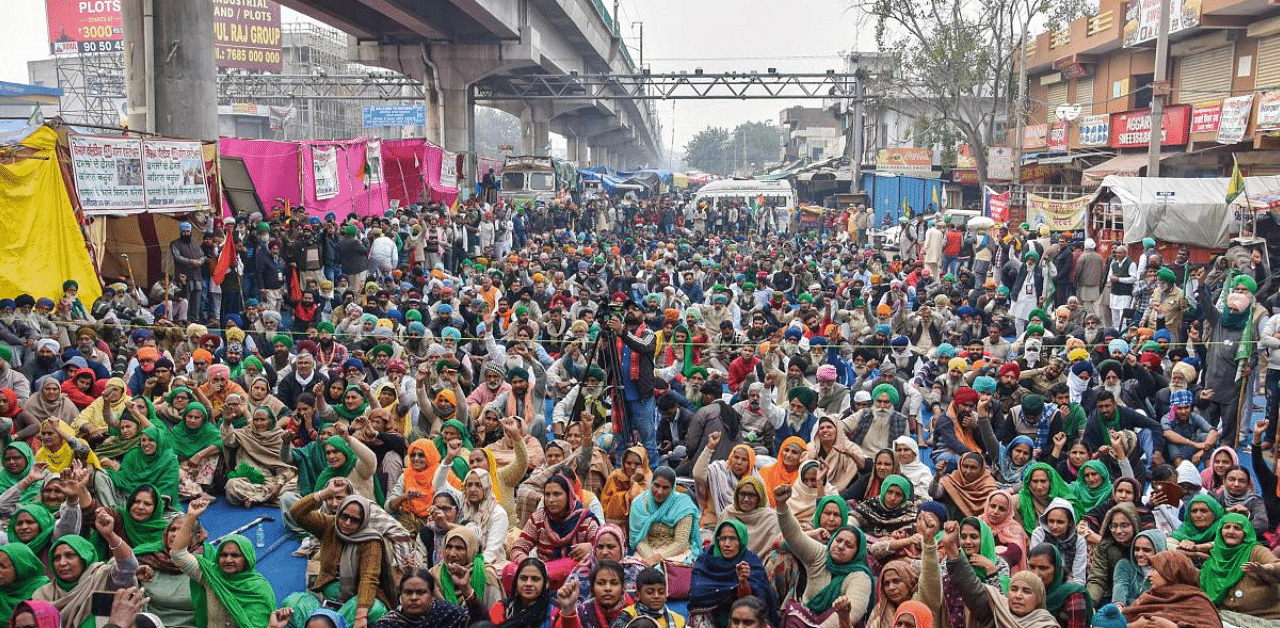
[
  {"xmin": 1095, "ymin": 174, "xmax": 1280, "ymax": 248},
  {"xmin": 0, "ymin": 126, "xmax": 101, "ymax": 302}
]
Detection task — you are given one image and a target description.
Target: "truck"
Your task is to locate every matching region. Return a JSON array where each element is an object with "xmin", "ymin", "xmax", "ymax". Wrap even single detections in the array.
[{"xmin": 500, "ymin": 155, "xmax": 580, "ymax": 207}]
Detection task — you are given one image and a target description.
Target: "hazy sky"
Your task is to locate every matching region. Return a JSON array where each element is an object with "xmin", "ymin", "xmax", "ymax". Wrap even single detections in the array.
[{"xmin": 0, "ymin": 0, "xmax": 868, "ymax": 152}]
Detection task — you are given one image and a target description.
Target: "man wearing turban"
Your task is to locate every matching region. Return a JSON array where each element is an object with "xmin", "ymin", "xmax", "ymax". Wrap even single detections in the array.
[
  {"xmin": 1195, "ymin": 272, "xmax": 1266, "ymax": 448},
  {"xmin": 777, "ymin": 386, "xmax": 819, "ymax": 446},
  {"xmin": 1140, "ymin": 266, "xmax": 1187, "ymax": 341}
]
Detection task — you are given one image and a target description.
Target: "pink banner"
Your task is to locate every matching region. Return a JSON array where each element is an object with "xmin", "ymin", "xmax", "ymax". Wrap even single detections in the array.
[{"xmin": 380, "ymin": 139, "xmax": 460, "ymax": 207}]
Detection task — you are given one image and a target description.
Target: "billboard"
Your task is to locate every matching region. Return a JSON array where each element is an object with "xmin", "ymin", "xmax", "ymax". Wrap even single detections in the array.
[
  {"xmin": 68, "ymin": 135, "xmax": 210, "ymax": 213},
  {"xmin": 1190, "ymin": 101, "xmax": 1222, "ymax": 134},
  {"xmin": 874, "ymin": 147, "xmax": 933, "ymax": 175},
  {"xmin": 46, "ymin": 0, "xmax": 281, "ymax": 70},
  {"xmin": 46, "ymin": 0, "xmax": 124, "ymax": 55},
  {"xmin": 212, "ymin": 0, "xmax": 283, "ymax": 72},
  {"xmin": 1109, "ymin": 104, "xmax": 1191, "ymax": 148},
  {"xmin": 363, "ymin": 105, "xmax": 428, "ymax": 127},
  {"xmin": 1123, "ymin": 0, "xmax": 1201, "ymax": 47}
]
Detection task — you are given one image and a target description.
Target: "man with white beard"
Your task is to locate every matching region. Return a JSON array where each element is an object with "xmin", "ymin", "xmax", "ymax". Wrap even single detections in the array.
[
  {"xmin": 844, "ymin": 383, "xmax": 910, "ymax": 454},
  {"xmin": 732, "ymin": 381, "xmax": 783, "ymax": 452},
  {"xmin": 813, "ymin": 365, "xmax": 850, "ymax": 416},
  {"xmin": 1196, "ymin": 274, "xmax": 1267, "ymax": 448},
  {"xmin": 1096, "ymin": 359, "xmax": 1127, "ymax": 407}
]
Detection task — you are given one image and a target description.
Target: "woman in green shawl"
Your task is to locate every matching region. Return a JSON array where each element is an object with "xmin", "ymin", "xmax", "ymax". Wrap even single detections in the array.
[
  {"xmin": 1027, "ymin": 542, "xmax": 1092, "ymax": 628},
  {"xmin": 329, "ymin": 385, "xmax": 370, "ymax": 422},
  {"xmin": 1018, "ymin": 462, "xmax": 1075, "ymax": 534},
  {"xmin": 7, "ymin": 503, "xmax": 58, "ymax": 568},
  {"xmin": 1112, "ymin": 528, "xmax": 1166, "ymax": 606},
  {"xmin": 1070, "ymin": 460, "xmax": 1112, "ymax": 515},
  {"xmin": 313, "ymin": 429, "xmax": 379, "ymax": 503},
  {"xmin": 108, "ymin": 485, "xmax": 168, "ymax": 551},
  {"xmin": 852, "ymin": 473, "xmax": 918, "ymax": 538},
  {"xmin": 433, "ymin": 418, "xmax": 473, "ymax": 488},
  {"xmin": 0, "ymin": 543, "xmax": 51, "ymax": 620},
  {"xmin": 108, "ymin": 425, "xmax": 181, "ymax": 508},
  {"xmin": 1200, "ymin": 512, "xmax": 1280, "ymax": 620},
  {"xmin": 33, "ymin": 514, "xmax": 139, "ymax": 628},
  {"xmin": 0, "ymin": 442, "xmax": 41, "ymax": 503},
  {"xmin": 172, "ymin": 401, "xmax": 222, "ymax": 500},
  {"xmin": 95, "ymin": 396, "xmax": 155, "ymax": 461},
  {"xmin": 172, "ymin": 498, "xmax": 277, "ymax": 628},
  {"xmin": 1172, "ymin": 493, "xmax": 1225, "ymax": 562},
  {"xmin": 958, "ymin": 516, "xmax": 1010, "ymax": 591},
  {"xmin": 776, "ymin": 484, "xmax": 874, "ymax": 628}
]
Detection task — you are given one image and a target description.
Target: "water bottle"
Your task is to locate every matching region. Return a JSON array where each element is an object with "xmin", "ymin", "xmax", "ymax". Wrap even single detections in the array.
[{"xmin": 256, "ymin": 522, "xmax": 265, "ymax": 548}]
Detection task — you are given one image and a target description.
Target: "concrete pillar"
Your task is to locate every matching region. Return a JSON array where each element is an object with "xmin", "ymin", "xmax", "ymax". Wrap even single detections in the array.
[
  {"xmin": 121, "ymin": 0, "xmax": 217, "ymax": 139},
  {"xmin": 566, "ymin": 135, "xmax": 581, "ymax": 162},
  {"xmin": 521, "ymin": 102, "xmax": 550, "ymax": 156}
]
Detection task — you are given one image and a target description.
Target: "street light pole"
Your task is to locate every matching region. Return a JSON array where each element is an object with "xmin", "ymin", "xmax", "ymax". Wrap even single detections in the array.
[
  {"xmin": 1147, "ymin": 0, "xmax": 1171, "ymax": 176},
  {"xmin": 632, "ymin": 21, "xmax": 644, "ymax": 68}
]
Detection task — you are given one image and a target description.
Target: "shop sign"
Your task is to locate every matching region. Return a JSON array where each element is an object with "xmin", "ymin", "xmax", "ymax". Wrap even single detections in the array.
[
  {"xmin": 987, "ymin": 146, "xmax": 1015, "ymax": 180},
  {"xmin": 1023, "ymin": 124, "xmax": 1048, "ymax": 149},
  {"xmin": 1048, "ymin": 122, "xmax": 1069, "ymax": 153},
  {"xmin": 1190, "ymin": 100, "xmax": 1222, "ymax": 134},
  {"xmin": 1257, "ymin": 92, "xmax": 1280, "ymax": 130},
  {"xmin": 875, "ymin": 147, "xmax": 934, "ymax": 175},
  {"xmin": 1109, "ymin": 104, "xmax": 1190, "ymax": 148},
  {"xmin": 1216, "ymin": 94, "xmax": 1254, "ymax": 145},
  {"xmin": 1079, "ymin": 114, "xmax": 1109, "ymax": 146}
]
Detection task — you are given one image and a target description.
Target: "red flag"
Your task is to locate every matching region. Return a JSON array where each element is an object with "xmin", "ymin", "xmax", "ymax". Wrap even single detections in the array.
[
  {"xmin": 212, "ymin": 231, "xmax": 235, "ymax": 285},
  {"xmin": 290, "ymin": 267, "xmax": 303, "ymax": 303}
]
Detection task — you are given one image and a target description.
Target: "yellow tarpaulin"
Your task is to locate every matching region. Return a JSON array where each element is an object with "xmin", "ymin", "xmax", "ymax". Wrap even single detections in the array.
[{"xmin": 0, "ymin": 126, "xmax": 101, "ymax": 304}]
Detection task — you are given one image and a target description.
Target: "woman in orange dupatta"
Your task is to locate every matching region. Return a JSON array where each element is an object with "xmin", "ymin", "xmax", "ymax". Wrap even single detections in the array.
[
  {"xmin": 759, "ymin": 436, "xmax": 807, "ymax": 506},
  {"xmin": 600, "ymin": 446, "xmax": 650, "ymax": 526},
  {"xmin": 388, "ymin": 438, "xmax": 441, "ymax": 533}
]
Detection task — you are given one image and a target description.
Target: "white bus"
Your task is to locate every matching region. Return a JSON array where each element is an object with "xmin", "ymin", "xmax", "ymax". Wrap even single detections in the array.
[{"xmin": 693, "ymin": 178, "xmax": 795, "ymax": 211}]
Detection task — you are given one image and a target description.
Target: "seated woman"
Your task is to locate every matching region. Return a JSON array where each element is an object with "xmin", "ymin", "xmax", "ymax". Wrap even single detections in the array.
[
  {"xmin": 574, "ymin": 523, "xmax": 643, "ymax": 600},
  {"xmin": 1083, "ymin": 477, "xmax": 1155, "ymax": 535},
  {"xmin": 945, "ymin": 560, "xmax": 1060, "ymax": 628},
  {"xmin": 981, "ymin": 492, "xmax": 1029, "ymax": 574},
  {"xmin": 1026, "ymin": 543, "xmax": 1092, "ymax": 628},
  {"xmin": 429, "ymin": 527, "xmax": 500, "ymax": 607},
  {"xmin": 480, "ymin": 404, "xmax": 545, "ymax": 470},
  {"xmin": 509, "ymin": 472, "xmax": 600, "ymax": 588},
  {"xmin": 0, "ymin": 387, "xmax": 40, "ymax": 448},
  {"xmin": 893, "ymin": 436, "xmax": 934, "ymax": 499},
  {"xmin": 171, "ymin": 401, "xmax": 221, "ymax": 501},
  {"xmin": 1070, "ymin": 460, "xmax": 1112, "ymax": 516},
  {"xmin": 717, "ymin": 476, "xmax": 780, "ymax": 560},
  {"xmin": 930, "ymin": 451, "xmax": 999, "ymax": 520},
  {"xmin": 600, "ymin": 446, "xmax": 650, "ymax": 527},
  {"xmin": 437, "ymin": 417, "xmax": 527, "ymax": 527},
  {"xmin": 787, "ymin": 460, "xmax": 838, "ymax": 529},
  {"xmin": 134, "ymin": 510, "xmax": 209, "ymax": 628},
  {"xmin": 213, "ymin": 406, "xmax": 286, "ymax": 506},
  {"xmin": 312, "ymin": 421, "xmax": 379, "ymax": 502},
  {"xmin": 93, "ymin": 399, "xmax": 152, "ymax": 465},
  {"xmin": 1211, "ymin": 465, "xmax": 1269, "ymax": 537},
  {"xmin": 456, "ymin": 469, "xmax": 509, "ymax": 567},
  {"xmin": 562, "ymin": 560, "xmax": 634, "ymax": 628},
  {"xmin": 629, "ymin": 466, "xmax": 702, "ymax": 568},
  {"xmin": 70, "ymin": 378, "xmax": 128, "ymax": 445},
  {"xmin": 316, "ymin": 385, "xmax": 370, "ymax": 426},
  {"xmin": 154, "ymin": 384, "xmax": 198, "ymax": 428},
  {"xmin": 33, "ymin": 511, "xmax": 138, "ymax": 628},
  {"xmin": 24, "ymin": 376, "xmax": 79, "ymax": 427},
  {"xmin": 0, "ymin": 442, "xmax": 41, "ymax": 504},
  {"xmin": 169, "ymin": 498, "xmax": 276, "ymax": 628},
  {"xmin": 1029, "ymin": 497, "xmax": 1087, "ymax": 585},
  {"xmin": 432, "ymin": 418, "xmax": 472, "ymax": 491},
  {"xmin": 843, "ymin": 448, "xmax": 898, "ymax": 504},
  {"xmin": 6, "ymin": 503, "xmax": 60, "ymax": 571},
  {"xmin": 768, "ymin": 493, "xmax": 856, "ymax": 606},
  {"xmin": 689, "ymin": 519, "xmax": 776, "ymax": 628},
  {"xmin": 1111, "ymin": 529, "xmax": 1165, "ymax": 608},
  {"xmin": 372, "ymin": 567, "xmax": 481, "ymax": 628},
  {"xmin": 759, "ymin": 435, "xmax": 806, "ymax": 505},
  {"xmin": 106, "ymin": 425, "xmax": 180, "ymax": 508},
  {"xmin": 863, "ymin": 559, "xmax": 927, "ymax": 628},
  {"xmin": 0, "ymin": 543, "xmax": 50, "ymax": 620},
  {"xmin": 35, "ymin": 419, "xmax": 101, "ymax": 475},
  {"xmin": 808, "ymin": 415, "xmax": 863, "ymax": 496},
  {"xmin": 386, "ymin": 439, "xmax": 440, "ymax": 533},
  {"xmin": 991, "ymin": 436, "xmax": 1035, "ymax": 490},
  {"xmin": 1200, "ymin": 512, "xmax": 1280, "ymax": 621},
  {"xmin": 1122, "ymin": 550, "xmax": 1224, "ymax": 628},
  {"xmin": 287, "ymin": 482, "xmax": 399, "ymax": 627},
  {"xmin": 1085, "ymin": 502, "xmax": 1141, "ymax": 606},
  {"xmin": 937, "ymin": 516, "xmax": 1011, "ymax": 626},
  {"xmin": 489, "ymin": 557, "xmax": 570, "ymax": 628},
  {"xmin": 1171, "ymin": 494, "xmax": 1224, "ymax": 564},
  {"xmin": 246, "ymin": 375, "xmax": 288, "ymax": 422},
  {"xmin": 1017, "ymin": 462, "xmax": 1074, "ymax": 534},
  {"xmin": 774, "ymin": 484, "xmax": 872, "ymax": 628},
  {"xmin": 852, "ymin": 473, "xmax": 918, "ymax": 539},
  {"xmin": 694, "ymin": 433, "xmax": 763, "ymax": 519},
  {"xmin": 104, "ymin": 485, "xmax": 168, "ymax": 556}
]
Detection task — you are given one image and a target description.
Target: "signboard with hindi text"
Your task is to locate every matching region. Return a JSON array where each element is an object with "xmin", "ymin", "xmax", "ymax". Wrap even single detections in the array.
[
  {"xmin": 1216, "ymin": 95, "xmax": 1254, "ymax": 145},
  {"xmin": 1257, "ymin": 92, "xmax": 1280, "ymax": 129},
  {"xmin": 312, "ymin": 146, "xmax": 339, "ymax": 200},
  {"xmin": 1191, "ymin": 101, "xmax": 1222, "ymax": 134},
  {"xmin": 141, "ymin": 140, "xmax": 209, "ymax": 209},
  {"xmin": 68, "ymin": 135, "xmax": 210, "ymax": 214},
  {"xmin": 1026, "ymin": 193, "xmax": 1089, "ymax": 233},
  {"xmin": 1123, "ymin": 0, "xmax": 1201, "ymax": 47}
]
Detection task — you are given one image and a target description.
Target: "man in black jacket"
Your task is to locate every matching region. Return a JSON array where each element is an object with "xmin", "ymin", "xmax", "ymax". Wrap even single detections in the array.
[
  {"xmin": 601, "ymin": 299, "xmax": 658, "ymax": 469},
  {"xmin": 1084, "ymin": 390, "xmax": 1176, "ymax": 466}
]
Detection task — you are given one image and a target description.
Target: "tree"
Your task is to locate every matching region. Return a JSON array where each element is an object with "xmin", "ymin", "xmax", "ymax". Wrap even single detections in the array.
[
  {"xmin": 1044, "ymin": 0, "xmax": 1097, "ymax": 32},
  {"xmin": 684, "ymin": 122, "xmax": 782, "ymax": 176},
  {"xmin": 684, "ymin": 126, "xmax": 732, "ymax": 176},
  {"xmin": 473, "ymin": 106, "xmax": 522, "ymax": 160}
]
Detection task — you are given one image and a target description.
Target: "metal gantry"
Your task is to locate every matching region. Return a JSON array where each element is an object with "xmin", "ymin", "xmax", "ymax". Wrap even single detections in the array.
[
  {"xmin": 471, "ymin": 72, "xmax": 860, "ymax": 101},
  {"xmin": 216, "ymin": 73, "xmax": 428, "ymax": 101}
]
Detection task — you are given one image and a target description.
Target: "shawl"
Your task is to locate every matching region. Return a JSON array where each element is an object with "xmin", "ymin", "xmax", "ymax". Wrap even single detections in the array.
[
  {"xmin": 705, "ymin": 444, "xmax": 763, "ymax": 514},
  {"xmin": 1070, "ymin": 460, "xmax": 1112, "ymax": 514},
  {"xmin": 61, "ymin": 370, "xmax": 103, "ymax": 410},
  {"xmin": 401, "ymin": 439, "xmax": 439, "ymax": 517},
  {"xmin": 1017, "ymin": 463, "xmax": 1074, "ymax": 534},
  {"xmin": 995, "ymin": 436, "xmax": 1035, "ymax": 485},
  {"xmin": 169, "ymin": 401, "xmax": 222, "ymax": 461},
  {"xmin": 314, "ymin": 435, "xmax": 358, "ymax": 491},
  {"xmin": 35, "ymin": 419, "xmax": 101, "ymax": 473},
  {"xmin": 983, "ymin": 491, "xmax": 1029, "ymax": 569},
  {"xmin": 34, "ymin": 535, "xmax": 113, "ymax": 628},
  {"xmin": 854, "ymin": 474, "xmax": 916, "ymax": 538},
  {"xmin": 377, "ymin": 602, "xmax": 469, "ymax": 628},
  {"xmin": 461, "ymin": 469, "xmax": 501, "ymax": 532},
  {"xmin": 860, "ymin": 451, "xmax": 901, "ymax": 502},
  {"xmin": 1041, "ymin": 543, "xmax": 1090, "ymax": 617},
  {"xmin": 813, "ymin": 494, "xmax": 850, "ymax": 529},
  {"xmin": 893, "ymin": 435, "xmax": 933, "ymax": 497},
  {"xmin": 229, "ymin": 421, "xmax": 295, "ymax": 478},
  {"xmin": 0, "ymin": 442, "xmax": 40, "ymax": 503},
  {"xmin": 94, "ymin": 408, "xmax": 145, "ymax": 461},
  {"xmin": 758, "ymin": 435, "xmax": 806, "ymax": 504},
  {"xmin": 0, "ymin": 543, "xmax": 50, "ymax": 620},
  {"xmin": 333, "ymin": 495, "xmax": 401, "ymax": 603},
  {"xmin": 809, "ymin": 415, "xmax": 862, "ymax": 491},
  {"xmin": 118, "ymin": 485, "xmax": 167, "ymax": 549},
  {"xmin": 1200, "ymin": 446, "xmax": 1239, "ymax": 490},
  {"xmin": 1126, "ymin": 551, "xmax": 1224, "ymax": 628},
  {"xmin": 72, "ymin": 379, "xmax": 128, "ymax": 432},
  {"xmin": 11, "ymin": 600, "xmax": 62, "ymax": 628},
  {"xmin": 498, "ymin": 557, "xmax": 553, "ymax": 628},
  {"xmin": 718, "ymin": 476, "xmax": 781, "ymax": 558},
  {"xmin": 1115, "ymin": 529, "xmax": 1166, "ymax": 604},
  {"xmin": 543, "ymin": 474, "xmax": 590, "ymax": 544},
  {"xmin": 110, "ymin": 425, "xmax": 180, "ymax": 507},
  {"xmin": 333, "ymin": 385, "xmax": 370, "ymax": 420},
  {"xmin": 628, "ymin": 471, "xmax": 701, "ymax": 558},
  {"xmin": 868, "ymin": 560, "xmax": 920, "ymax": 628},
  {"xmin": 193, "ymin": 534, "xmax": 276, "ymax": 628},
  {"xmin": 962, "ymin": 517, "xmax": 1008, "ymax": 590},
  {"xmin": 7, "ymin": 502, "xmax": 55, "ymax": 555},
  {"xmin": 807, "ymin": 525, "xmax": 874, "ymax": 614},
  {"xmin": 24, "ymin": 377, "xmax": 79, "ymax": 424},
  {"xmin": 1171, "ymin": 494, "xmax": 1225, "ymax": 543},
  {"xmin": 690, "ymin": 520, "xmax": 775, "ymax": 617},
  {"xmin": 790, "ymin": 459, "xmax": 838, "ymax": 525},
  {"xmin": 1039, "ymin": 497, "xmax": 1084, "ymax": 575},
  {"xmin": 436, "ymin": 526, "xmax": 486, "ymax": 604},
  {"xmin": 939, "ymin": 452, "xmax": 999, "ymax": 517},
  {"xmin": 1200, "ymin": 512, "xmax": 1256, "ymax": 604},
  {"xmin": 433, "ymin": 418, "xmax": 473, "ymax": 484},
  {"xmin": 983, "ymin": 572, "xmax": 1061, "ymax": 628}
]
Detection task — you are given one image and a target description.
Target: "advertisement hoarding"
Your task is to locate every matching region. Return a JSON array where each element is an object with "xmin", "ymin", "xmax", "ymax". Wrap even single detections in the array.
[
  {"xmin": 46, "ymin": 0, "xmax": 124, "ymax": 55},
  {"xmin": 68, "ymin": 135, "xmax": 210, "ymax": 212},
  {"xmin": 875, "ymin": 147, "xmax": 933, "ymax": 175},
  {"xmin": 1078, "ymin": 115, "xmax": 1110, "ymax": 146},
  {"xmin": 212, "ymin": 0, "xmax": 282, "ymax": 72},
  {"xmin": 362, "ymin": 105, "xmax": 428, "ymax": 128},
  {"xmin": 1123, "ymin": 0, "xmax": 1201, "ymax": 47},
  {"xmin": 1190, "ymin": 100, "xmax": 1222, "ymax": 134},
  {"xmin": 1109, "ymin": 104, "xmax": 1191, "ymax": 148},
  {"xmin": 1216, "ymin": 94, "xmax": 1254, "ymax": 145}
]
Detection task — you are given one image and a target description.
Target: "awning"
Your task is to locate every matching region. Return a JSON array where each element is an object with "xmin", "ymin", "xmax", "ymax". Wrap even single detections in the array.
[
  {"xmin": 1034, "ymin": 149, "xmax": 1114, "ymax": 165},
  {"xmin": 1082, "ymin": 152, "xmax": 1179, "ymax": 185}
]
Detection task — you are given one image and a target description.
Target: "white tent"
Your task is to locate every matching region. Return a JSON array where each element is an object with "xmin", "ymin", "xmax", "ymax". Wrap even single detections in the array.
[{"xmin": 1094, "ymin": 175, "xmax": 1280, "ymax": 248}]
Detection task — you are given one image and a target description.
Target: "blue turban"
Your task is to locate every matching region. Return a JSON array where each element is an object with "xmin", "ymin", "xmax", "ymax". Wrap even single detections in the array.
[
  {"xmin": 809, "ymin": 336, "xmax": 827, "ymax": 347},
  {"xmin": 937, "ymin": 343, "xmax": 956, "ymax": 358},
  {"xmin": 875, "ymin": 324, "xmax": 891, "ymax": 335},
  {"xmin": 973, "ymin": 375, "xmax": 997, "ymax": 394},
  {"xmin": 784, "ymin": 327, "xmax": 803, "ymax": 341},
  {"xmin": 891, "ymin": 335, "xmax": 910, "ymax": 347},
  {"xmin": 1108, "ymin": 339, "xmax": 1130, "ymax": 355},
  {"xmin": 1170, "ymin": 389, "xmax": 1194, "ymax": 407},
  {"xmin": 442, "ymin": 326, "xmax": 461, "ymax": 341},
  {"xmin": 1153, "ymin": 329, "xmax": 1171, "ymax": 342}
]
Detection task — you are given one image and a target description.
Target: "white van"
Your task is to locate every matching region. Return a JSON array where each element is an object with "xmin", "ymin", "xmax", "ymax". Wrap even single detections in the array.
[{"xmin": 693, "ymin": 178, "xmax": 795, "ymax": 211}]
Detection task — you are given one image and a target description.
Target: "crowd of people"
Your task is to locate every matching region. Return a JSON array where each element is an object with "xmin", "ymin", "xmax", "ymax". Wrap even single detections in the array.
[{"xmin": 0, "ymin": 191, "xmax": 1278, "ymax": 628}]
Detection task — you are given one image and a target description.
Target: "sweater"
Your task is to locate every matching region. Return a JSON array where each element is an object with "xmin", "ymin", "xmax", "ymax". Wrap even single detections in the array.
[
  {"xmin": 778, "ymin": 503, "xmax": 873, "ymax": 628},
  {"xmin": 290, "ymin": 492, "xmax": 391, "ymax": 612}
]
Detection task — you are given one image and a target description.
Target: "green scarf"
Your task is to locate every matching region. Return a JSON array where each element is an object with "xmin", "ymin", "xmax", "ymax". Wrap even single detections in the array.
[
  {"xmin": 433, "ymin": 418, "xmax": 474, "ymax": 482},
  {"xmin": 1061, "ymin": 403, "xmax": 1086, "ymax": 440},
  {"xmin": 961, "ymin": 517, "xmax": 1008, "ymax": 591},
  {"xmin": 806, "ymin": 525, "xmax": 874, "ymax": 614},
  {"xmin": 1201, "ymin": 512, "xmax": 1256, "ymax": 604},
  {"xmin": 313, "ymin": 435, "xmax": 357, "ymax": 491},
  {"xmin": 193, "ymin": 535, "xmax": 276, "ymax": 628},
  {"xmin": 0, "ymin": 543, "xmax": 50, "ymax": 619},
  {"xmin": 812, "ymin": 494, "xmax": 850, "ymax": 529},
  {"xmin": 1071, "ymin": 460, "xmax": 1112, "ymax": 513},
  {"xmin": 119, "ymin": 485, "xmax": 168, "ymax": 548},
  {"xmin": 7, "ymin": 502, "xmax": 55, "ymax": 555},
  {"xmin": 110, "ymin": 426, "xmax": 181, "ymax": 508},
  {"xmin": 713, "ymin": 519, "xmax": 750, "ymax": 558},
  {"xmin": 1171, "ymin": 494, "xmax": 1225, "ymax": 544},
  {"xmin": 1041, "ymin": 543, "xmax": 1091, "ymax": 618},
  {"xmin": 94, "ymin": 412, "xmax": 144, "ymax": 461},
  {"xmin": 333, "ymin": 385, "xmax": 369, "ymax": 420},
  {"xmin": 52, "ymin": 535, "xmax": 99, "ymax": 591},
  {"xmin": 1017, "ymin": 463, "xmax": 1075, "ymax": 534},
  {"xmin": 227, "ymin": 461, "xmax": 267, "ymax": 485},
  {"xmin": 879, "ymin": 473, "xmax": 913, "ymax": 503},
  {"xmin": 169, "ymin": 401, "xmax": 222, "ymax": 461},
  {"xmin": 439, "ymin": 554, "xmax": 487, "ymax": 605},
  {"xmin": 0, "ymin": 442, "xmax": 40, "ymax": 503}
]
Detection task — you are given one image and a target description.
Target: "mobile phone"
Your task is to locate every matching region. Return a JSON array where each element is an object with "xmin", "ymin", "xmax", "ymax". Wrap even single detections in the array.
[
  {"xmin": 91, "ymin": 591, "xmax": 114, "ymax": 616},
  {"xmin": 322, "ymin": 599, "xmax": 344, "ymax": 611}
]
